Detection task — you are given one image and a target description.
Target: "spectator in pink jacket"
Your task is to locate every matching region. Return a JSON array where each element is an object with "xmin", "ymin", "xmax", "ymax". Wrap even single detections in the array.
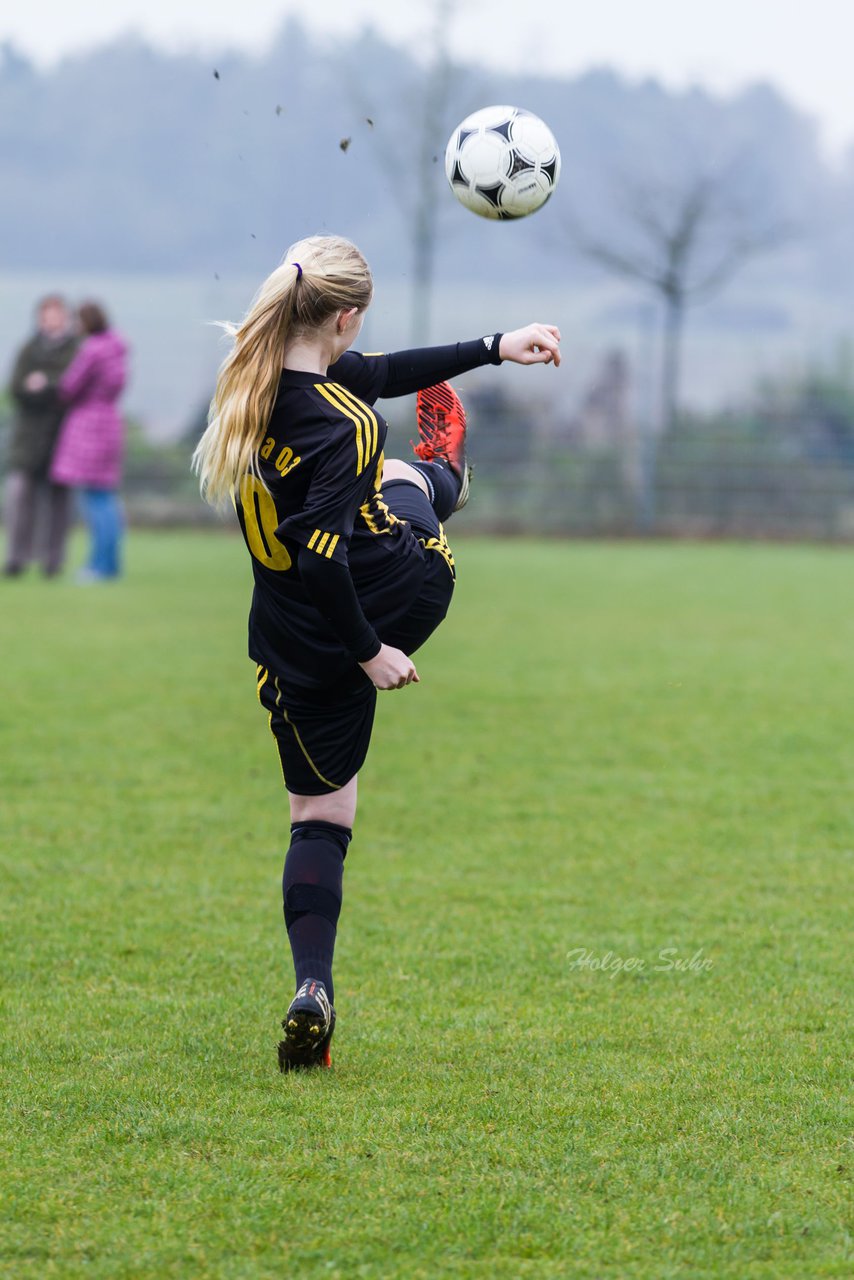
[{"xmin": 51, "ymin": 302, "xmax": 129, "ymax": 580}]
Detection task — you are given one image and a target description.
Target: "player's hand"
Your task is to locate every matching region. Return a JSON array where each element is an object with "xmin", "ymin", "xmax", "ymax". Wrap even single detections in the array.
[
  {"xmin": 360, "ymin": 644, "xmax": 420, "ymax": 691},
  {"xmin": 499, "ymin": 324, "xmax": 561, "ymax": 367}
]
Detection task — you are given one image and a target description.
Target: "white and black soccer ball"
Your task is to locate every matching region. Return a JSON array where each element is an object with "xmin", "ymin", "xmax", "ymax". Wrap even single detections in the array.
[{"xmin": 444, "ymin": 105, "xmax": 561, "ymax": 220}]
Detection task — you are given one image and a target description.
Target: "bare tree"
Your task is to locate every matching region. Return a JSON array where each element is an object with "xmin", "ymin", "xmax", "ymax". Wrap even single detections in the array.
[
  {"xmin": 346, "ymin": 0, "xmax": 463, "ymax": 344},
  {"xmin": 408, "ymin": 2, "xmax": 456, "ymax": 345},
  {"xmin": 573, "ymin": 161, "xmax": 790, "ymax": 437}
]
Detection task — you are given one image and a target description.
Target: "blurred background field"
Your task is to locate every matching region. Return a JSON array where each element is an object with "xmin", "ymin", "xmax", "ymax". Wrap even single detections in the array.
[
  {"xmin": 3, "ymin": 5, "xmax": 854, "ymax": 541},
  {"xmin": 1, "ymin": 532, "xmax": 851, "ymax": 1277}
]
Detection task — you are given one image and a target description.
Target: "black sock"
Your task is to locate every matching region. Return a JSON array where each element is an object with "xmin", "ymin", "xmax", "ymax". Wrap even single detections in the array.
[
  {"xmin": 408, "ymin": 462, "xmax": 462, "ymax": 521},
  {"xmin": 282, "ymin": 821, "xmax": 351, "ymax": 1002}
]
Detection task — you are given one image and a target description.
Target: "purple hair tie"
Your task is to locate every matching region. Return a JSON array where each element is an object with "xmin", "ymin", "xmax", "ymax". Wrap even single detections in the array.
[{"xmin": 293, "ymin": 262, "xmax": 302, "ymax": 280}]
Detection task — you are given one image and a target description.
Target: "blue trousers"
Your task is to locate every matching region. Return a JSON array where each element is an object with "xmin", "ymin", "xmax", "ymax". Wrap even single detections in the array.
[{"xmin": 81, "ymin": 488, "xmax": 123, "ymax": 578}]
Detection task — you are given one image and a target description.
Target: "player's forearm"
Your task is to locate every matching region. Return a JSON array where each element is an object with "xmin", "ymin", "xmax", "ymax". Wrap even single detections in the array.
[
  {"xmin": 380, "ymin": 336, "xmax": 503, "ymax": 398},
  {"xmin": 296, "ymin": 547, "xmax": 381, "ymax": 663}
]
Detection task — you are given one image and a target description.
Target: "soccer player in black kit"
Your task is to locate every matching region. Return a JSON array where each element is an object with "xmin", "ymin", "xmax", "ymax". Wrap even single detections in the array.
[{"xmin": 194, "ymin": 235, "xmax": 560, "ymax": 1071}]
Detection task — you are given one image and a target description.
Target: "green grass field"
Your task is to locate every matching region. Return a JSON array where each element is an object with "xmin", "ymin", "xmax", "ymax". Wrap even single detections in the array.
[{"xmin": 1, "ymin": 533, "xmax": 851, "ymax": 1278}]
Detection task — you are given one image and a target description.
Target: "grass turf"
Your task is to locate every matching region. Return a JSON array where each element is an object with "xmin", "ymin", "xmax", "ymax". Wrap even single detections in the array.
[{"xmin": 0, "ymin": 532, "xmax": 851, "ymax": 1278}]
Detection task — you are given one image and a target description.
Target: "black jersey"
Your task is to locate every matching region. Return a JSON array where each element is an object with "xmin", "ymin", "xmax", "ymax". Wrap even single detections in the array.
[{"xmin": 236, "ymin": 338, "xmax": 503, "ymax": 690}]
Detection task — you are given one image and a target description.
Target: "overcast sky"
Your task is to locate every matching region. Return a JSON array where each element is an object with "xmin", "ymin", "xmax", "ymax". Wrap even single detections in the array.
[{"xmin": 4, "ymin": 1, "xmax": 853, "ymax": 153}]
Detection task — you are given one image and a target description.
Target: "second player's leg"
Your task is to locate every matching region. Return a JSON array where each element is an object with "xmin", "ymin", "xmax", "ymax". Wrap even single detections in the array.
[
  {"xmin": 42, "ymin": 482, "xmax": 73, "ymax": 577},
  {"xmin": 284, "ymin": 775, "xmax": 357, "ymax": 995},
  {"xmin": 381, "ymin": 458, "xmax": 429, "ymax": 495},
  {"xmin": 276, "ymin": 778, "xmax": 357, "ymax": 1072},
  {"xmin": 256, "ymin": 665, "xmax": 372, "ymax": 1071},
  {"xmin": 4, "ymin": 471, "xmax": 37, "ymax": 574},
  {"xmin": 383, "ymin": 457, "xmax": 463, "ymax": 524},
  {"xmin": 288, "ymin": 774, "xmax": 357, "ymax": 829}
]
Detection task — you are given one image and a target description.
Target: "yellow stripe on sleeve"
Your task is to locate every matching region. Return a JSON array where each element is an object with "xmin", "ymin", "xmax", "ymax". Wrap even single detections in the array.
[
  {"xmin": 324, "ymin": 534, "xmax": 340, "ymax": 559},
  {"xmin": 307, "ymin": 528, "xmax": 321, "ymax": 550},
  {"xmin": 315, "ymin": 532, "xmax": 330, "ymax": 556}
]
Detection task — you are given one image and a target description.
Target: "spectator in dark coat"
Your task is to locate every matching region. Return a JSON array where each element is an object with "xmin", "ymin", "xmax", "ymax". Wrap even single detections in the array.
[
  {"xmin": 51, "ymin": 302, "xmax": 129, "ymax": 581},
  {"xmin": 3, "ymin": 296, "xmax": 78, "ymax": 576}
]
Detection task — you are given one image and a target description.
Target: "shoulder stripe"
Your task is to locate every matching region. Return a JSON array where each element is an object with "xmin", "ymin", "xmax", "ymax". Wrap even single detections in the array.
[
  {"xmin": 331, "ymin": 382, "xmax": 379, "ymax": 463},
  {"xmin": 315, "ymin": 531, "xmax": 330, "ymax": 556},
  {"xmin": 326, "ymin": 381, "xmax": 375, "ymax": 470},
  {"xmin": 313, "ymin": 380, "xmax": 381, "ymax": 476},
  {"xmin": 307, "ymin": 528, "xmax": 321, "ymax": 550},
  {"xmin": 325, "ymin": 533, "xmax": 340, "ymax": 559},
  {"xmin": 314, "ymin": 382, "xmax": 368, "ymax": 474}
]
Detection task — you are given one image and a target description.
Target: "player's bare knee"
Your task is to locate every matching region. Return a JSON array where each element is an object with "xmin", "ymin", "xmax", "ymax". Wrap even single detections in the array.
[
  {"xmin": 381, "ymin": 458, "xmax": 429, "ymax": 496},
  {"xmin": 288, "ymin": 775, "xmax": 358, "ymax": 828}
]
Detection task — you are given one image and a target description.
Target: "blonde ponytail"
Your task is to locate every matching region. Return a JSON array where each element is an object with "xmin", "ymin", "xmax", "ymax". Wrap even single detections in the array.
[{"xmin": 193, "ymin": 235, "xmax": 373, "ymax": 506}]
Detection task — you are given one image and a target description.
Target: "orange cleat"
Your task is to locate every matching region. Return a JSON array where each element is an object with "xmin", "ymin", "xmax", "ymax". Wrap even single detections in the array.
[{"xmin": 414, "ymin": 381, "xmax": 471, "ymax": 511}]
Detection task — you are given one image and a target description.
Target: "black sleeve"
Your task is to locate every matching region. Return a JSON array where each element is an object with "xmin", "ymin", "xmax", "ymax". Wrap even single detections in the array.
[
  {"xmin": 328, "ymin": 336, "xmax": 503, "ymax": 405},
  {"xmin": 380, "ymin": 336, "xmax": 503, "ymax": 398},
  {"xmin": 325, "ymin": 351, "xmax": 389, "ymax": 405},
  {"xmin": 297, "ymin": 546, "xmax": 381, "ymax": 663}
]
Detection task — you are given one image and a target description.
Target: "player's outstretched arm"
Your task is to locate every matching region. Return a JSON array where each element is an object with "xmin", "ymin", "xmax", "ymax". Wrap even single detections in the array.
[{"xmin": 499, "ymin": 324, "xmax": 561, "ymax": 366}]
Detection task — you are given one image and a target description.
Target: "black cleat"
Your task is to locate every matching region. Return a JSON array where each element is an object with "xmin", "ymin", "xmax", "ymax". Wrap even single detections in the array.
[{"xmin": 278, "ymin": 978, "xmax": 335, "ymax": 1073}]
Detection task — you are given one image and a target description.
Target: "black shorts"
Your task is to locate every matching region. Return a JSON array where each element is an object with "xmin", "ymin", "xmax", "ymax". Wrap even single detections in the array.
[
  {"xmin": 255, "ymin": 480, "xmax": 454, "ymax": 796},
  {"xmin": 256, "ymin": 663, "xmax": 376, "ymax": 796}
]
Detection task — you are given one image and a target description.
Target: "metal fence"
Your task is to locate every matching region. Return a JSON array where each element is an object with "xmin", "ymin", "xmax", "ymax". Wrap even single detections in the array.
[
  {"xmin": 3, "ymin": 385, "xmax": 854, "ymax": 542},
  {"xmin": 385, "ymin": 385, "xmax": 854, "ymax": 542}
]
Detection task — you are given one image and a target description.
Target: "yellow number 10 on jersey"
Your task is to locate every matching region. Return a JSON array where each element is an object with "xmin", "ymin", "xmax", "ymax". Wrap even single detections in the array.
[{"xmin": 238, "ymin": 474, "xmax": 292, "ymax": 571}]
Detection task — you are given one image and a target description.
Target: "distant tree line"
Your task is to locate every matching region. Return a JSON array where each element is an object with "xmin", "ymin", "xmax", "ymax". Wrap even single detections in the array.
[{"xmin": 0, "ymin": 22, "xmax": 851, "ymax": 302}]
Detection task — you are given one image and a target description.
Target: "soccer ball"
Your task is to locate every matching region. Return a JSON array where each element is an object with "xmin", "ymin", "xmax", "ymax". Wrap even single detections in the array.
[{"xmin": 444, "ymin": 105, "xmax": 561, "ymax": 220}]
